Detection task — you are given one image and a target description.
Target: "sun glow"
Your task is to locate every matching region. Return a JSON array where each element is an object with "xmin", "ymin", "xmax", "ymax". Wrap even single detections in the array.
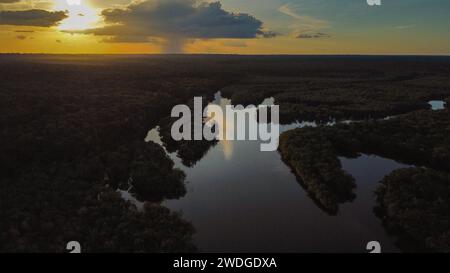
[{"xmin": 54, "ymin": 0, "xmax": 99, "ymax": 31}]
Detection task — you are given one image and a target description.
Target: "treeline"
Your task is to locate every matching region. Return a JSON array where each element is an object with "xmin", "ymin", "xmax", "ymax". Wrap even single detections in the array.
[{"xmin": 221, "ymin": 72, "xmax": 450, "ymax": 124}]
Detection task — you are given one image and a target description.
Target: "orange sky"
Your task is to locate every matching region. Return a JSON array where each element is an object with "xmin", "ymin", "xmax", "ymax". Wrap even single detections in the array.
[{"xmin": 1, "ymin": 0, "xmax": 449, "ymax": 55}]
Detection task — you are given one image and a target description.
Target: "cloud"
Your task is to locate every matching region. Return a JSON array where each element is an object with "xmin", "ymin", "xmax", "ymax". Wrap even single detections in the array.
[
  {"xmin": 0, "ymin": 9, "xmax": 68, "ymax": 27},
  {"xmin": 297, "ymin": 32, "xmax": 330, "ymax": 39},
  {"xmin": 278, "ymin": 3, "xmax": 329, "ymax": 36},
  {"xmin": 395, "ymin": 25, "xmax": 415, "ymax": 30},
  {"xmin": 0, "ymin": 0, "xmax": 54, "ymax": 10},
  {"xmin": 89, "ymin": 0, "xmax": 132, "ymax": 9},
  {"xmin": 73, "ymin": 0, "xmax": 273, "ymax": 52}
]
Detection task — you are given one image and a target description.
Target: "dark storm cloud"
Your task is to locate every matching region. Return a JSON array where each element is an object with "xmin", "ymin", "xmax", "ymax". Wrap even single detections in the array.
[
  {"xmin": 297, "ymin": 32, "xmax": 330, "ymax": 39},
  {"xmin": 0, "ymin": 9, "xmax": 68, "ymax": 27},
  {"xmin": 77, "ymin": 0, "xmax": 273, "ymax": 42}
]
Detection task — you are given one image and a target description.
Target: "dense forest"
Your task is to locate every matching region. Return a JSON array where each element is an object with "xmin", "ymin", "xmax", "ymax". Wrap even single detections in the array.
[
  {"xmin": 0, "ymin": 55, "xmax": 230, "ymax": 252},
  {"xmin": 376, "ymin": 168, "xmax": 450, "ymax": 252},
  {"xmin": 1, "ymin": 54, "xmax": 449, "ymax": 252},
  {"xmin": 221, "ymin": 61, "xmax": 450, "ymax": 123}
]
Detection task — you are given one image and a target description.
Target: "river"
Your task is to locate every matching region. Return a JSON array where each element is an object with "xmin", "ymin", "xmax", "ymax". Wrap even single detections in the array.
[{"xmin": 136, "ymin": 92, "xmax": 424, "ymax": 252}]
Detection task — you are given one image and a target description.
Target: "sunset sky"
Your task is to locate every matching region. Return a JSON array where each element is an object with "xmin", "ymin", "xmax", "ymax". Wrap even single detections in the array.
[{"xmin": 0, "ymin": 0, "xmax": 449, "ymax": 54}]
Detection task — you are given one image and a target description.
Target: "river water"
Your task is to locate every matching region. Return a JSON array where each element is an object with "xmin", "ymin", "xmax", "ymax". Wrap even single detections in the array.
[
  {"xmin": 142, "ymin": 92, "xmax": 418, "ymax": 252},
  {"xmin": 429, "ymin": 100, "xmax": 447, "ymax": 110}
]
